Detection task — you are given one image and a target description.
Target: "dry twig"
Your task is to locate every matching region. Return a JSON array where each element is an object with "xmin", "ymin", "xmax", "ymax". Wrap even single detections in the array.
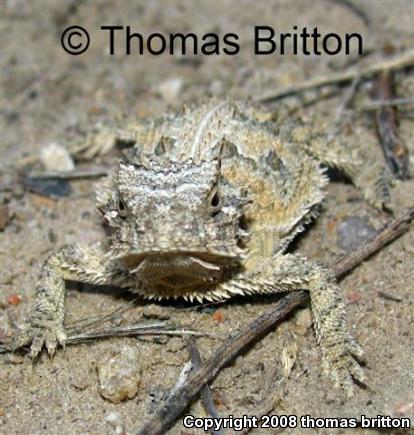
[
  {"xmin": 373, "ymin": 71, "xmax": 410, "ymax": 179},
  {"xmin": 28, "ymin": 167, "xmax": 108, "ymax": 180},
  {"xmin": 356, "ymin": 98, "xmax": 414, "ymax": 111},
  {"xmin": 333, "ymin": 75, "xmax": 361, "ymax": 124},
  {"xmin": 136, "ymin": 206, "xmax": 414, "ymax": 435},
  {"xmin": 188, "ymin": 338, "xmax": 225, "ymax": 435},
  {"xmin": 0, "ymin": 324, "xmax": 218, "ymax": 354},
  {"xmin": 254, "ymin": 50, "xmax": 414, "ymax": 104},
  {"xmin": 66, "ymin": 298, "xmax": 138, "ymax": 333}
]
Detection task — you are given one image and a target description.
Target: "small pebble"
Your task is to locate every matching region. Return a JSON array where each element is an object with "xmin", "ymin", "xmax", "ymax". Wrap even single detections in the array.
[
  {"xmin": 97, "ymin": 345, "xmax": 141, "ymax": 403},
  {"xmin": 213, "ymin": 310, "xmax": 224, "ymax": 323},
  {"xmin": 24, "ymin": 177, "xmax": 71, "ymax": 198},
  {"xmin": 157, "ymin": 78, "xmax": 183, "ymax": 103},
  {"xmin": 394, "ymin": 401, "xmax": 414, "ymax": 416},
  {"xmin": 209, "ymin": 80, "xmax": 224, "ymax": 95},
  {"xmin": 48, "ymin": 229, "xmax": 57, "ymax": 244},
  {"xmin": 199, "ymin": 305, "xmax": 216, "ymax": 314},
  {"xmin": 142, "ymin": 304, "xmax": 169, "ymax": 320},
  {"xmin": 326, "ymin": 218, "xmax": 337, "ymax": 236},
  {"xmin": 337, "ymin": 216, "xmax": 376, "ymax": 252},
  {"xmin": 295, "ymin": 308, "xmax": 312, "ymax": 334},
  {"xmin": 152, "ymin": 336, "xmax": 169, "ymax": 345},
  {"xmin": 81, "ymin": 211, "xmax": 92, "ymax": 220},
  {"xmin": 346, "ymin": 290, "xmax": 362, "ymax": 304},
  {"xmin": 212, "ymin": 389, "xmax": 228, "ymax": 411},
  {"xmin": 166, "ymin": 337, "xmax": 184, "ymax": 353},
  {"xmin": 6, "ymin": 294, "xmax": 22, "ymax": 305},
  {"xmin": 40, "ymin": 143, "xmax": 75, "ymax": 172},
  {"xmin": 6, "ymin": 353, "xmax": 24, "ymax": 364},
  {"xmin": 104, "ymin": 412, "xmax": 125, "ymax": 435}
]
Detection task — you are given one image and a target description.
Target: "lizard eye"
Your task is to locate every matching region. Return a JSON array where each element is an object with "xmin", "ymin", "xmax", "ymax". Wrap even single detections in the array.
[
  {"xmin": 117, "ymin": 196, "xmax": 128, "ymax": 218},
  {"xmin": 208, "ymin": 187, "xmax": 222, "ymax": 215}
]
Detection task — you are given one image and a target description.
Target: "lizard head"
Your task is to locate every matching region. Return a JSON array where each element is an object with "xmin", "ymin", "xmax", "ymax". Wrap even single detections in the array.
[{"xmin": 96, "ymin": 141, "xmax": 250, "ymax": 291}]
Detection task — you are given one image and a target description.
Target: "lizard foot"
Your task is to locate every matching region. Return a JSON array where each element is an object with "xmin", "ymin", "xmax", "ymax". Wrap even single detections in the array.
[
  {"xmin": 12, "ymin": 318, "xmax": 67, "ymax": 358},
  {"xmin": 322, "ymin": 334, "xmax": 367, "ymax": 398}
]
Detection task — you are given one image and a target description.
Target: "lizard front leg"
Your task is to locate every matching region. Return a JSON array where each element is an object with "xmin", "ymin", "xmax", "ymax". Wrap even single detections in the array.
[
  {"xmin": 218, "ymin": 253, "xmax": 366, "ymax": 397},
  {"xmin": 14, "ymin": 244, "xmax": 130, "ymax": 357},
  {"xmin": 291, "ymin": 125, "xmax": 393, "ymax": 210}
]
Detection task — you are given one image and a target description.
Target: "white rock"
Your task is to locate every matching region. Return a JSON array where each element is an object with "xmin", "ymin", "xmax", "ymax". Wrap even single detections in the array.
[
  {"xmin": 209, "ymin": 80, "xmax": 224, "ymax": 95},
  {"xmin": 294, "ymin": 308, "xmax": 313, "ymax": 335},
  {"xmin": 157, "ymin": 78, "xmax": 183, "ymax": 103},
  {"xmin": 98, "ymin": 345, "xmax": 141, "ymax": 403},
  {"xmin": 40, "ymin": 143, "xmax": 75, "ymax": 172},
  {"xmin": 104, "ymin": 412, "xmax": 125, "ymax": 434}
]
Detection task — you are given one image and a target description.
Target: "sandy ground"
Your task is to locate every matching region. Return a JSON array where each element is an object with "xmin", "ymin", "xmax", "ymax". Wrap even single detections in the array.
[{"xmin": 1, "ymin": 1, "xmax": 413, "ymax": 434}]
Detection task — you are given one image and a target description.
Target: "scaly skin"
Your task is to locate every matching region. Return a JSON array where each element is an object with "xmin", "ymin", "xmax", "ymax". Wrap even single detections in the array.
[{"xmin": 15, "ymin": 100, "xmax": 393, "ymax": 397}]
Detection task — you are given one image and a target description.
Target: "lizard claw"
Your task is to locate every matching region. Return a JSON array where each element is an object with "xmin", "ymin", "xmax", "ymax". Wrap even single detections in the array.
[
  {"xmin": 12, "ymin": 320, "xmax": 67, "ymax": 359},
  {"xmin": 322, "ymin": 335, "xmax": 367, "ymax": 399},
  {"xmin": 29, "ymin": 335, "xmax": 46, "ymax": 358}
]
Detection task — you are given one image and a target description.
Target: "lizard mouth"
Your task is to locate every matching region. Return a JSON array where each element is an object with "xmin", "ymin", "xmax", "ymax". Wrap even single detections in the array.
[{"xmin": 120, "ymin": 252, "xmax": 235, "ymax": 289}]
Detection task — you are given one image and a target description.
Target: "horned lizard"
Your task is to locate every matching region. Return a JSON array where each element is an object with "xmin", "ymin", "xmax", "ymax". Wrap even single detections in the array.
[{"xmin": 14, "ymin": 100, "xmax": 392, "ymax": 397}]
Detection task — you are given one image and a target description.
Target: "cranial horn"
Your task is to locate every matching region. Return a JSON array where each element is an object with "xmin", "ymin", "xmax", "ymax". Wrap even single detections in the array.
[{"xmin": 211, "ymin": 137, "xmax": 227, "ymax": 166}]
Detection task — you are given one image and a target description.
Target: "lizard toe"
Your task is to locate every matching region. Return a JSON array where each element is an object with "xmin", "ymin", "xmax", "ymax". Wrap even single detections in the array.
[
  {"xmin": 323, "ymin": 340, "xmax": 366, "ymax": 399},
  {"xmin": 29, "ymin": 335, "xmax": 45, "ymax": 359},
  {"xmin": 346, "ymin": 333, "xmax": 365, "ymax": 361},
  {"xmin": 12, "ymin": 321, "xmax": 66, "ymax": 358}
]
